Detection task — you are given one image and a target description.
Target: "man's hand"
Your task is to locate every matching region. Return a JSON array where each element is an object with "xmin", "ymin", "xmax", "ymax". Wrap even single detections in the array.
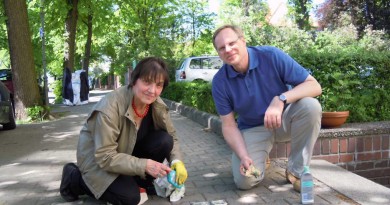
[
  {"xmin": 171, "ymin": 160, "xmax": 188, "ymax": 185},
  {"xmin": 239, "ymin": 156, "xmax": 253, "ymax": 176},
  {"xmin": 264, "ymin": 96, "xmax": 284, "ymax": 129}
]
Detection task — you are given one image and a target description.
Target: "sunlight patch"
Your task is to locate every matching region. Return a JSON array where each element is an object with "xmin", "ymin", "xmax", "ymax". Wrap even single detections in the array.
[
  {"xmin": 268, "ymin": 184, "xmax": 291, "ymax": 192},
  {"xmin": 17, "ymin": 170, "xmax": 38, "ymax": 176},
  {"xmin": 203, "ymin": 173, "xmax": 219, "ymax": 178},
  {"xmin": 369, "ymin": 196, "xmax": 389, "ymax": 203},
  {"xmin": 0, "ymin": 181, "xmax": 18, "ymax": 188},
  {"xmin": 2, "ymin": 163, "xmax": 21, "ymax": 167},
  {"xmin": 237, "ymin": 193, "xmax": 259, "ymax": 203}
]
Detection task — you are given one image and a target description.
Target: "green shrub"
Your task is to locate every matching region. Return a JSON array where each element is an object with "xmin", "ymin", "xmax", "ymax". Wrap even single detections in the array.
[
  {"xmin": 162, "ymin": 82, "xmax": 187, "ymax": 102},
  {"xmin": 162, "ymin": 81, "xmax": 217, "ymax": 115},
  {"xmin": 289, "ymin": 49, "xmax": 389, "ymax": 122},
  {"xmin": 163, "ymin": 48, "xmax": 390, "ymax": 123},
  {"xmin": 52, "ymin": 80, "xmax": 63, "ymax": 104},
  {"xmin": 26, "ymin": 105, "xmax": 50, "ymax": 122}
]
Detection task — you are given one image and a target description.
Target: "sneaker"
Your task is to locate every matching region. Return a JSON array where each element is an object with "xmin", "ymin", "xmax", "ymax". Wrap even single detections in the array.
[
  {"xmin": 170, "ymin": 185, "xmax": 185, "ymax": 202},
  {"xmin": 60, "ymin": 163, "xmax": 79, "ymax": 202},
  {"xmin": 285, "ymin": 170, "xmax": 301, "ymax": 192},
  {"xmin": 138, "ymin": 188, "xmax": 148, "ymax": 205}
]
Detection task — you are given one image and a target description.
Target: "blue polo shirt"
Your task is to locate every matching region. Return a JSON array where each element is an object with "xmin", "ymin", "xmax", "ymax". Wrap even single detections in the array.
[{"xmin": 211, "ymin": 46, "xmax": 309, "ymax": 130}]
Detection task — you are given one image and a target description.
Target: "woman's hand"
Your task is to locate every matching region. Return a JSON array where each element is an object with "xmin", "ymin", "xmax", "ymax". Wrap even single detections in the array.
[
  {"xmin": 145, "ymin": 159, "xmax": 171, "ymax": 178},
  {"xmin": 171, "ymin": 160, "xmax": 188, "ymax": 185}
]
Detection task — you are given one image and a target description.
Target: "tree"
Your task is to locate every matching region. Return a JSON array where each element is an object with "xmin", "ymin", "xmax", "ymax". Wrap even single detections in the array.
[
  {"xmin": 3, "ymin": 0, "xmax": 42, "ymax": 120},
  {"xmin": 110, "ymin": 0, "xmax": 177, "ymax": 73},
  {"xmin": 218, "ymin": 0, "xmax": 269, "ymax": 45},
  {"xmin": 288, "ymin": 0, "xmax": 313, "ymax": 30},
  {"xmin": 80, "ymin": 2, "xmax": 93, "ymax": 77},
  {"xmin": 63, "ymin": 0, "xmax": 79, "ymax": 72},
  {"xmin": 173, "ymin": 0, "xmax": 215, "ymax": 56},
  {"xmin": 315, "ymin": 0, "xmax": 390, "ymax": 36}
]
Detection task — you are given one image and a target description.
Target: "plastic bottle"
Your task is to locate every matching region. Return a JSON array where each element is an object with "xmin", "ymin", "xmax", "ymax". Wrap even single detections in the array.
[{"xmin": 300, "ymin": 166, "xmax": 314, "ymax": 204}]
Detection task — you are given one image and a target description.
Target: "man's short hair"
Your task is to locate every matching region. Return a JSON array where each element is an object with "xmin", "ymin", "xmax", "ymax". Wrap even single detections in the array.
[{"xmin": 212, "ymin": 25, "xmax": 244, "ymax": 48}]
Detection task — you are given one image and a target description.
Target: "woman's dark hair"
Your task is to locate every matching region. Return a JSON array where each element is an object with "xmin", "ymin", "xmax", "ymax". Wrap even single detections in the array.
[{"xmin": 128, "ymin": 57, "xmax": 169, "ymax": 90}]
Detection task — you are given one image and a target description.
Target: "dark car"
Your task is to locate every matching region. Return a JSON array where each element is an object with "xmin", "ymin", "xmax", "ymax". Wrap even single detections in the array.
[
  {"xmin": 0, "ymin": 69, "xmax": 13, "ymax": 93},
  {"xmin": 0, "ymin": 69, "xmax": 16, "ymax": 130}
]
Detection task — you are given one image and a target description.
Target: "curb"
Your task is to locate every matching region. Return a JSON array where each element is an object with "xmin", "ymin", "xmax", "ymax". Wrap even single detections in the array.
[{"xmin": 163, "ymin": 99, "xmax": 222, "ymax": 136}]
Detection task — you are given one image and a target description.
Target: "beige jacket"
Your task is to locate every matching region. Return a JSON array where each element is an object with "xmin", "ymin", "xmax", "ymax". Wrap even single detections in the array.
[{"xmin": 76, "ymin": 86, "xmax": 182, "ymax": 198}]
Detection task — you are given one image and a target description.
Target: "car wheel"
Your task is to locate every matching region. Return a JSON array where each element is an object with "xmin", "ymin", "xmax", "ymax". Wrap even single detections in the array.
[{"xmin": 2, "ymin": 102, "xmax": 16, "ymax": 130}]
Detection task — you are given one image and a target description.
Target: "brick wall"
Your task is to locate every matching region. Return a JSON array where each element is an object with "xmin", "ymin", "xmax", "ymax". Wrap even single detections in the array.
[{"xmin": 269, "ymin": 123, "xmax": 390, "ymax": 188}]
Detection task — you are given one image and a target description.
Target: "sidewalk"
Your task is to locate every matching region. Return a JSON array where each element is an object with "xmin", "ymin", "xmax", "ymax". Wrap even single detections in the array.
[{"xmin": 0, "ymin": 89, "xmax": 389, "ymax": 205}]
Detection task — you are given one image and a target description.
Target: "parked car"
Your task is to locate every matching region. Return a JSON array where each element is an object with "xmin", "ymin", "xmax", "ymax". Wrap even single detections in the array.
[
  {"xmin": 0, "ymin": 69, "xmax": 15, "ymax": 130},
  {"xmin": 175, "ymin": 56, "xmax": 223, "ymax": 82},
  {"xmin": 0, "ymin": 69, "xmax": 13, "ymax": 93},
  {"xmin": 0, "ymin": 81, "xmax": 16, "ymax": 130}
]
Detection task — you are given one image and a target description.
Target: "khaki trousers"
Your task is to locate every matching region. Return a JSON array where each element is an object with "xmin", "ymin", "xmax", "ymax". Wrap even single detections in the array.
[{"xmin": 232, "ymin": 97, "xmax": 322, "ymax": 189}]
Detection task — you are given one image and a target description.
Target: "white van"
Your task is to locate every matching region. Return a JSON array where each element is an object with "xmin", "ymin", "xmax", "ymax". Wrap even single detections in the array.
[{"xmin": 175, "ymin": 56, "xmax": 223, "ymax": 82}]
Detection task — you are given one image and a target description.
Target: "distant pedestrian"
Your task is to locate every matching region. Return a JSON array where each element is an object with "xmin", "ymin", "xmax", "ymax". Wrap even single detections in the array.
[
  {"xmin": 60, "ymin": 57, "xmax": 188, "ymax": 205},
  {"xmin": 211, "ymin": 25, "xmax": 322, "ymax": 192}
]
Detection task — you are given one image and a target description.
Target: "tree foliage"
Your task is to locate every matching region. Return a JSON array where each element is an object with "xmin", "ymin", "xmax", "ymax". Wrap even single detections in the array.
[
  {"xmin": 315, "ymin": 0, "xmax": 390, "ymax": 36},
  {"xmin": 218, "ymin": 0, "xmax": 269, "ymax": 45},
  {"xmin": 288, "ymin": 0, "xmax": 313, "ymax": 30}
]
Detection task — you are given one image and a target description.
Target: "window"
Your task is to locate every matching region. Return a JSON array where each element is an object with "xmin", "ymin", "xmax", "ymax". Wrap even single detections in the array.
[
  {"xmin": 209, "ymin": 58, "xmax": 223, "ymax": 69},
  {"xmin": 189, "ymin": 58, "xmax": 202, "ymax": 69}
]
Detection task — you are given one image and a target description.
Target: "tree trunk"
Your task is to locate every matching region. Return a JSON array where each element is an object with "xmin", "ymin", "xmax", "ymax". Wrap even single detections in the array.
[
  {"xmin": 82, "ymin": 12, "xmax": 93, "ymax": 77},
  {"xmin": 63, "ymin": 0, "xmax": 79, "ymax": 72},
  {"xmin": 3, "ymin": 0, "xmax": 42, "ymax": 120}
]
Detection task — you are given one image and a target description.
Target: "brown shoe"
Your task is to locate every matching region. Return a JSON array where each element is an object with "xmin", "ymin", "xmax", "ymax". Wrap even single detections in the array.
[
  {"xmin": 266, "ymin": 157, "xmax": 271, "ymax": 170},
  {"xmin": 285, "ymin": 170, "xmax": 301, "ymax": 192}
]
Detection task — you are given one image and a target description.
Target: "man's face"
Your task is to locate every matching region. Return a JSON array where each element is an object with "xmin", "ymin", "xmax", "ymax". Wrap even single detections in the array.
[{"xmin": 214, "ymin": 28, "xmax": 246, "ymax": 66}]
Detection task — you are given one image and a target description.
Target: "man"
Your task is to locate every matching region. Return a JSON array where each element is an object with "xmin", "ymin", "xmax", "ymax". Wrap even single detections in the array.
[{"xmin": 211, "ymin": 25, "xmax": 322, "ymax": 191}]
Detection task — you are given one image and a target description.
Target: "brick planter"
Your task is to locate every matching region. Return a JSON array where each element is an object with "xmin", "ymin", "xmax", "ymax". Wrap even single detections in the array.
[{"xmin": 269, "ymin": 121, "xmax": 390, "ymax": 188}]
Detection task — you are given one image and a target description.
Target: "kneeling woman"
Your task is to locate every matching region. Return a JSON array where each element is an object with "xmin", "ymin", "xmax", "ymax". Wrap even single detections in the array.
[{"xmin": 60, "ymin": 57, "xmax": 188, "ymax": 205}]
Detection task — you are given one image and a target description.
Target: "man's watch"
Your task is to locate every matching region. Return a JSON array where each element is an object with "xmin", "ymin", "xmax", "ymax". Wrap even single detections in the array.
[{"xmin": 279, "ymin": 94, "xmax": 287, "ymax": 104}]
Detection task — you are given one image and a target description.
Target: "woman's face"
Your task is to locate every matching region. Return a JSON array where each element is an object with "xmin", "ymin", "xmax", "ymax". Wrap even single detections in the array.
[{"xmin": 133, "ymin": 75, "xmax": 164, "ymax": 104}]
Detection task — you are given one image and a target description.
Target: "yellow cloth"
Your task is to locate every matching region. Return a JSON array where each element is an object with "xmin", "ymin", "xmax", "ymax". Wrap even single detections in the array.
[{"xmin": 171, "ymin": 161, "xmax": 188, "ymax": 185}]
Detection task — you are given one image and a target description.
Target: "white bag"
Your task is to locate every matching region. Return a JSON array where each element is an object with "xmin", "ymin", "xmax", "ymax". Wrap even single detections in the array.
[{"xmin": 153, "ymin": 159, "xmax": 185, "ymax": 201}]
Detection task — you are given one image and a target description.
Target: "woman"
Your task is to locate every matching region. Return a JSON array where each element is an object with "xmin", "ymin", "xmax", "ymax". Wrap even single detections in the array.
[{"xmin": 60, "ymin": 57, "xmax": 188, "ymax": 205}]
